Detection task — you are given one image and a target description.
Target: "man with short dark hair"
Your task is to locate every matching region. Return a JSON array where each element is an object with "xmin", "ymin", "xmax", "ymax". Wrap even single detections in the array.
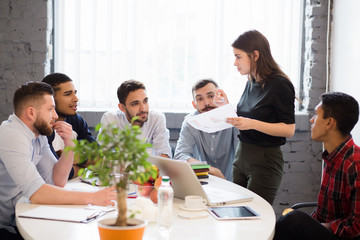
[
  {"xmin": 274, "ymin": 92, "xmax": 360, "ymax": 240},
  {"xmin": 0, "ymin": 82, "xmax": 116, "ymax": 239},
  {"xmin": 174, "ymin": 79, "xmax": 238, "ymax": 180},
  {"xmin": 100, "ymin": 80, "xmax": 172, "ymax": 157},
  {"xmin": 42, "ymin": 73, "xmax": 96, "ymax": 178}
]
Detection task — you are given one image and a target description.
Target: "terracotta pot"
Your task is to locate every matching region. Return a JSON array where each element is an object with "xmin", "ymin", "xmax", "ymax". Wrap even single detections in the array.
[{"xmin": 98, "ymin": 217, "xmax": 147, "ymax": 240}]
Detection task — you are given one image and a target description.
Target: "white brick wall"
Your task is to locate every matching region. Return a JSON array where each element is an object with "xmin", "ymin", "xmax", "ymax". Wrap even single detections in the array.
[
  {"xmin": 0, "ymin": 0, "xmax": 50, "ymax": 121},
  {"xmin": 272, "ymin": 0, "xmax": 329, "ymax": 217}
]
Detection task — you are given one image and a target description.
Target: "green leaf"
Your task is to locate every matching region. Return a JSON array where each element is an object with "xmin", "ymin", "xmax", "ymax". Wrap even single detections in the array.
[
  {"xmin": 64, "ymin": 122, "xmax": 154, "ymax": 190},
  {"xmin": 78, "ymin": 168, "xmax": 84, "ymax": 177}
]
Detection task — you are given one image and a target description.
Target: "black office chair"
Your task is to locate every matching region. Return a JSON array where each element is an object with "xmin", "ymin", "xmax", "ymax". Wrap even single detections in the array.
[
  {"xmin": 282, "ymin": 161, "xmax": 323, "ymax": 216},
  {"xmin": 290, "ymin": 202, "xmax": 317, "ymax": 209},
  {"xmin": 282, "ymin": 202, "xmax": 317, "ymax": 216}
]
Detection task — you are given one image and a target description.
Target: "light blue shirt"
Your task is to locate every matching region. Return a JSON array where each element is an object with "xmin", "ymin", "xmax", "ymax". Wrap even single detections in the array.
[
  {"xmin": 0, "ymin": 114, "xmax": 57, "ymax": 233},
  {"xmin": 174, "ymin": 111, "xmax": 239, "ymax": 180},
  {"xmin": 100, "ymin": 110, "xmax": 172, "ymax": 157}
]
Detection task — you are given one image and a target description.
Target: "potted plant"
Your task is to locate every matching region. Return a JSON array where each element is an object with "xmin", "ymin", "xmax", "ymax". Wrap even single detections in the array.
[{"xmin": 68, "ymin": 117, "xmax": 157, "ymax": 239}]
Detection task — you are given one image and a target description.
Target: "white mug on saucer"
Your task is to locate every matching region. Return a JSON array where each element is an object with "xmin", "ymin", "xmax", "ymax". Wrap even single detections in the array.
[{"xmin": 184, "ymin": 195, "xmax": 207, "ymax": 209}]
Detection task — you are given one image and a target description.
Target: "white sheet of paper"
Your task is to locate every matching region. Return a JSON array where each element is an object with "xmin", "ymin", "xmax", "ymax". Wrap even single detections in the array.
[
  {"xmin": 186, "ymin": 104, "xmax": 237, "ymax": 133},
  {"xmin": 18, "ymin": 206, "xmax": 114, "ymax": 223}
]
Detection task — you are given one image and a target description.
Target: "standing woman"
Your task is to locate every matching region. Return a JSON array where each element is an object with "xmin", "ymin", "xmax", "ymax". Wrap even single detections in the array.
[{"xmin": 224, "ymin": 30, "xmax": 295, "ymax": 204}]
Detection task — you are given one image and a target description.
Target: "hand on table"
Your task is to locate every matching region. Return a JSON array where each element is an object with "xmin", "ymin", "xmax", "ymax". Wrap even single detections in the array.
[
  {"xmin": 209, "ymin": 167, "xmax": 226, "ymax": 179},
  {"xmin": 91, "ymin": 186, "xmax": 117, "ymax": 206}
]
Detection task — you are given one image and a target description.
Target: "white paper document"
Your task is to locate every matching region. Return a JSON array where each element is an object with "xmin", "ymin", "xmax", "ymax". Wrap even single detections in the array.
[
  {"xmin": 186, "ymin": 104, "xmax": 237, "ymax": 133},
  {"xmin": 18, "ymin": 205, "xmax": 114, "ymax": 223}
]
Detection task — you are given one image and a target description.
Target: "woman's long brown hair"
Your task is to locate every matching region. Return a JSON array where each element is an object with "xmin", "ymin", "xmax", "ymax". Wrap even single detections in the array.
[{"xmin": 232, "ymin": 30, "xmax": 289, "ymax": 84}]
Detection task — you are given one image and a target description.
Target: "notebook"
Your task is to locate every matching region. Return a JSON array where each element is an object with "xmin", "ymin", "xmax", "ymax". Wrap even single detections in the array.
[
  {"xmin": 147, "ymin": 156, "xmax": 253, "ymax": 206},
  {"xmin": 190, "ymin": 162, "xmax": 210, "ymax": 179}
]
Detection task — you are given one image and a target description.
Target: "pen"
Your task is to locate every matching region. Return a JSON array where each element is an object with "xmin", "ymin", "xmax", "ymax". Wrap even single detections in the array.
[
  {"xmin": 86, "ymin": 211, "xmax": 102, "ymax": 221},
  {"xmin": 127, "ymin": 192, "xmax": 137, "ymax": 198},
  {"xmin": 80, "ymin": 178, "xmax": 99, "ymax": 186}
]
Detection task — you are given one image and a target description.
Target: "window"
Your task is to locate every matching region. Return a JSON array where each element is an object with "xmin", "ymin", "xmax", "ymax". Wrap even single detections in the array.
[{"xmin": 54, "ymin": 0, "xmax": 303, "ymax": 112}]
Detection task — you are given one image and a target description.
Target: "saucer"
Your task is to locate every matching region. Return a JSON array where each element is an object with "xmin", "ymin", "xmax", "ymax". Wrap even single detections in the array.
[
  {"xmin": 179, "ymin": 204, "xmax": 207, "ymax": 212},
  {"xmin": 178, "ymin": 211, "xmax": 208, "ymax": 219}
]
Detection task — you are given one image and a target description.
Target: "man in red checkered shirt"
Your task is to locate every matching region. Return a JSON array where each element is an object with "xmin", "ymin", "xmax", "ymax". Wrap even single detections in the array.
[{"xmin": 274, "ymin": 92, "xmax": 360, "ymax": 240}]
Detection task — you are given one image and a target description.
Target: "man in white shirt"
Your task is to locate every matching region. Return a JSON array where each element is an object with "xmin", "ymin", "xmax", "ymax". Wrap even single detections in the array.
[
  {"xmin": 0, "ymin": 82, "xmax": 116, "ymax": 239},
  {"xmin": 100, "ymin": 80, "xmax": 172, "ymax": 158}
]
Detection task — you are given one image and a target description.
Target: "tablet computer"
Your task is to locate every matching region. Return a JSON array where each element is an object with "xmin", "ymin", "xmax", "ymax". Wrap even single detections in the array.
[{"xmin": 208, "ymin": 206, "xmax": 260, "ymax": 220}]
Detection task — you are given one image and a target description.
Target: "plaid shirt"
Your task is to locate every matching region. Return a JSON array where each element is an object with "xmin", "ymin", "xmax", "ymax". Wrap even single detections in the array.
[{"xmin": 312, "ymin": 136, "xmax": 360, "ymax": 239}]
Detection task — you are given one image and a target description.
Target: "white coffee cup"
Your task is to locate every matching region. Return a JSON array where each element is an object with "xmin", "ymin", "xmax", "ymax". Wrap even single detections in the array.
[{"xmin": 184, "ymin": 195, "xmax": 207, "ymax": 209}]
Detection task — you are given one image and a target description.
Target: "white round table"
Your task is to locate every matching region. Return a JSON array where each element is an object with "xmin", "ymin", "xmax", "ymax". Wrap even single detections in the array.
[{"xmin": 16, "ymin": 176, "xmax": 275, "ymax": 240}]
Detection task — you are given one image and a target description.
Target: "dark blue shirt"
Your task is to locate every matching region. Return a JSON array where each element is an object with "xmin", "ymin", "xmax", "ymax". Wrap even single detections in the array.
[{"xmin": 47, "ymin": 113, "xmax": 96, "ymax": 179}]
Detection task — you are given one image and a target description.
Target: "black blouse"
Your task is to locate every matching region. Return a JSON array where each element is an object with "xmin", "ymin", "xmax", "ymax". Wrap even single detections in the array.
[{"xmin": 236, "ymin": 76, "xmax": 295, "ymax": 147}]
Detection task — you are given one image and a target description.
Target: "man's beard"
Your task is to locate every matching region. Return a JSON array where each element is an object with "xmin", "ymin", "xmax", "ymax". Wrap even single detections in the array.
[
  {"xmin": 34, "ymin": 118, "xmax": 53, "ymax": 136},
  {"xmin": 201, "ymin": 106, "xmax": 216, "ymax": 112},
  {"xmin": 126, "ymin": 109, "xmax": 148, "ymax": 126}
]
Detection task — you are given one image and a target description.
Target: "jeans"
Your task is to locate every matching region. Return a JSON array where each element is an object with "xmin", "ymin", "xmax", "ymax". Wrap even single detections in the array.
[
  {"xmin": 274, "ymin": 210, "xmax": 343, "ymax": 240},
  {"xmin": 0, "ymin": 227, "xmax": 24, "ymax": 240}
]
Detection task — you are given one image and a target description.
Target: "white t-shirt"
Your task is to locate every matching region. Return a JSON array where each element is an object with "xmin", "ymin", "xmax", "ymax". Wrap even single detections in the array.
[{"xmin": 100, "ymin": 110, "xmax": 172, "ymax": 157}]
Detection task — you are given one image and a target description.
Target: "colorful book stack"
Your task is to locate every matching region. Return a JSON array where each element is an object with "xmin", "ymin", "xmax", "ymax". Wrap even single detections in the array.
[{"xmin": 190, "ymin": 162, "xmax": 210, "ymax": 179}]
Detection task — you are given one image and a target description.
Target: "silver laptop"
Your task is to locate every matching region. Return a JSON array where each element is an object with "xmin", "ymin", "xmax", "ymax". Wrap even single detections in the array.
[{"xmin": 147, "ymin": 155, "xmax": 253, "ymax": 206}]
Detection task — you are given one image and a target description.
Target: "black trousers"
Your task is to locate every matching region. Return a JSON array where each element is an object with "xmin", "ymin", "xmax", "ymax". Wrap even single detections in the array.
[
  {"xmin": 0, "ymin": 227, "xmax": 24, "ymax": 240},
  {"xmin": 232, "ymin": 141, "xmax": 284, "ymax": 205},
  {"xmin": 274, "ymin": 210, "xmax": 343, "ymax": 240}
]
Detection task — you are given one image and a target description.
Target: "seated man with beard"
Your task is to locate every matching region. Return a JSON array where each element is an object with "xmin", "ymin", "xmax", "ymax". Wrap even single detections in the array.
[
  {"xmin": 174, "ymin": 79, "xmax": 239, "ymax": 180},
  {"xmin": 0, "ymin": 82, "xmax": 116, "ymax": 240},
  {"xmin": 100, "ymin": 80, "xmax": 172, "ymax": 158}
]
